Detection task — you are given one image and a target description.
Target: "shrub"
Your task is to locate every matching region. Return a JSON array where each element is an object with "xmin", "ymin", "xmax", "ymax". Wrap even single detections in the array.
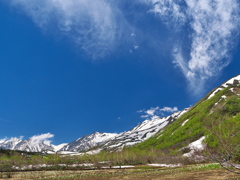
[{"xmin": 223, "ymin": 96, "xmax": 240, "ymax": 115}]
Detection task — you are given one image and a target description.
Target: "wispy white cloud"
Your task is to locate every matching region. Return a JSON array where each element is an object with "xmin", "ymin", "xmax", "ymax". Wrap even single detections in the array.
[
  {"xmin": 146, "ymin": 0, "xmax": 240, "ymax": 94},
  {"xmin": 160, "ymin": 106, "xmax": 178, "ymax": 112},
  {"xmin": 139, "ymin": 106, "xmax": 179, "ymax": 119},
  {"xmin": 185, "ymin": 0, "xmax": 240, "ymax": 93},
  {"xmin": 146, "ymin": 0, "xmax": 186, "ymax": 29},
  {"xmin": 145, "ymin": 106, "xmax": 159, "ymax": 116},
  {"xmin": 134, "ymin": 45, "xmax": 139, "ymax": 49},
  {"xmin": 3, "ymin": 0, "xmax": 240, "ymax": 95},
  {"xmin": 29, "ymin": 133, "xmax": 54, "ymax": 146},
  {"xmin": 6, "ymin": 0, "xmax": 131, "ymax": 59}
]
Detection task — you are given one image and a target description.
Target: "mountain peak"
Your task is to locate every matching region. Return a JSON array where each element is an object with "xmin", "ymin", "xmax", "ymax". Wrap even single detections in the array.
[{"xmin": 59, "ymin": 132, "xmax": 118, "ymax": 152}]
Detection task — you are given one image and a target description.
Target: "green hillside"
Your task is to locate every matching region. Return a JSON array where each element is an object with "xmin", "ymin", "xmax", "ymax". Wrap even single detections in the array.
[{"xmin": 130, "ymin": 79, "xmax": 240, "ymax": 159}]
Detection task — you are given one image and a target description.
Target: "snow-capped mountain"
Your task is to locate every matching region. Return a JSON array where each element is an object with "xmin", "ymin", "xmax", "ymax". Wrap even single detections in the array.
[
  {"xmin": 52, "ymin": 143, "xmax": 68, "ymax": 152},
  {"xmin": 60, "ymin": 132, "xmax": 118, "ymax": 152},
  {"xmin": 0, "ymin": 110, "xmax": 188, "ymax": 153},
  {"xmin": 0, "ymin": 137, "xmax": 22, "ymax": 150},
  {"xmin": 58, "ymin": 108, "xmax": 188, "ymax": 152},
  {"xmin": 14, "ymin": 139, "xmax": 53, "ymax": 152},
  {"xmin": 0, "ymin": 134, "xmax": 56, "ymax": 152},
  {"xmin": 101, "ymin": 109, "xmax": 188, "ymax": 151}
]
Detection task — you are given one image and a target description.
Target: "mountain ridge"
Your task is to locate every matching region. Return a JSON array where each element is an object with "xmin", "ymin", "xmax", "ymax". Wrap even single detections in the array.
[
  {"xmin": 0, "ymin": 108, "xmax": 188, "ymax": 153},
  {"xmin": 130, "ymin": 74, "xmax": 240, "ymax": 153},
  {"xmin": 0, "ymin": 74, "xmax": 239, "ymax": 153}
]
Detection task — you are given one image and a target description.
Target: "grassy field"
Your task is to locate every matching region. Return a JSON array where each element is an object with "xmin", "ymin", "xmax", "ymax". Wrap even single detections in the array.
[{"xmin": 0, "ymin": 164, "xmax": 239, "ymax": 180}]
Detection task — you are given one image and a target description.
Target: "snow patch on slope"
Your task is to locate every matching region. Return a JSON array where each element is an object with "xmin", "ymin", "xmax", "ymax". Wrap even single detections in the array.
[
  {"xmin": 181, "ymin": 119, "xmax": 189, "ymax": 126},
  {"xmin": 222, "ymin": 75, "xmax": 240, "ymax": 88},
  {"xmin": 148, "ymin": 164, "xmax": 181, "ymax": 167},
  {"xmin": 52, "ymin": 143, "xmax": 68, "ymax": 152},
  {"xmin": 208, "ymin": 88, "xmax": 224, "ymax": 99},
  {"xmin": 183, "ymin": 136, "xmax": 205, "ymax": 157},
  {"xmin": 208, "ymin": 74, "xmax": 240, "ymax": 99}
]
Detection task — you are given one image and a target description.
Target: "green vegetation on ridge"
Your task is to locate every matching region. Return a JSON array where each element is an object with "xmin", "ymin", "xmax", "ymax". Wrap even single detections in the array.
[{"xmin": 129, "ymin": 84, "xmax": 240, "ymax": 162}]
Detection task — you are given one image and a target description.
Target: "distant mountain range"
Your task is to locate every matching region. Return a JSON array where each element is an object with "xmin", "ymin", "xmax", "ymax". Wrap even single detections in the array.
[
  {"xmin": 1, "ymin": 74, "xmax": 239, "ymax": 154},
  {"xmin": 0, "ymin": 108, "xmax": 187, "ymax": 153},
  {"xmin": 0, "ymin": 135, "xmax": 54, "ymax": 152},
  {"xmin": 0, "ymin": 109, "xmax": 188, "ymax": 153}
]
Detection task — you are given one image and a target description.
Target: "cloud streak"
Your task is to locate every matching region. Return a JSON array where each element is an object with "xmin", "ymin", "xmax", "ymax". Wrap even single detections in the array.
[
  {"xmin": 147, "ymin": 0, "xmax": 240, "ymax": 94},
  {"xmin": 147, "ymin": 0, "xmax": 186, "ymax": 29},
  {"xmin": 6, "ymin": 0, "xmax": 130, "ymax": 59},
  {"xmin": 139, "ymin": 106, "xmax": 179, "ymax": 119},
  {"xmin": 3, "ymin": 0, "xmax": 240, "ymax": 95},
  {"xmin": 30, "ymin": 133, "xmax": 54, "ymax": 146}
]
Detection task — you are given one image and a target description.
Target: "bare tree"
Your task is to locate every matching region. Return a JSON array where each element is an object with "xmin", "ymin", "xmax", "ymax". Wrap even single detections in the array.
[{"xmin": 204, "ymin": 114, "xmax": 240, "ymax": 174}]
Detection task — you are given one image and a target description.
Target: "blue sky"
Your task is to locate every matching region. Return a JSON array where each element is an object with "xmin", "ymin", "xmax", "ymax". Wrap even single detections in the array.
[{"xmin": 0, "ymin": 0, "xmax": 240, "ymax": 144}]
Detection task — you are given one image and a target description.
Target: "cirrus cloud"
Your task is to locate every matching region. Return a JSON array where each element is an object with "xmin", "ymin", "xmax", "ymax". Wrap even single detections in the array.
[
  {"xmin": 146, "ymin": 0, "xmax": 240, "ymax": 95},
  {"xmin": 2, "ymin": 0, "xmax": 240, "ymax": 95},
  {"xmin": 5, "ymin": 0, "xmax": 132, "ymax": 59}
]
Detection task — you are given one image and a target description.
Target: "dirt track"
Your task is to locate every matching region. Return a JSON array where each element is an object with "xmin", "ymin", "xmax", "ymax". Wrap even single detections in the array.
[{"xmin": 0, "ymin": 165, "xmax": 239, "ymax": 180}]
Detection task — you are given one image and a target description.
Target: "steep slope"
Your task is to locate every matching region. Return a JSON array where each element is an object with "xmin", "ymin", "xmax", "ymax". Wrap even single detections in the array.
[
  {"xmin": 131, "ymin": 74, "xmax": 240, "ymax": 152},
  {"xmin": 101, "ymin": 109, "xmax": 188, "ymax": 151},
  {"xmin": 60, "ymin": 132, "xmax": 118, "ymax": 152}
]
